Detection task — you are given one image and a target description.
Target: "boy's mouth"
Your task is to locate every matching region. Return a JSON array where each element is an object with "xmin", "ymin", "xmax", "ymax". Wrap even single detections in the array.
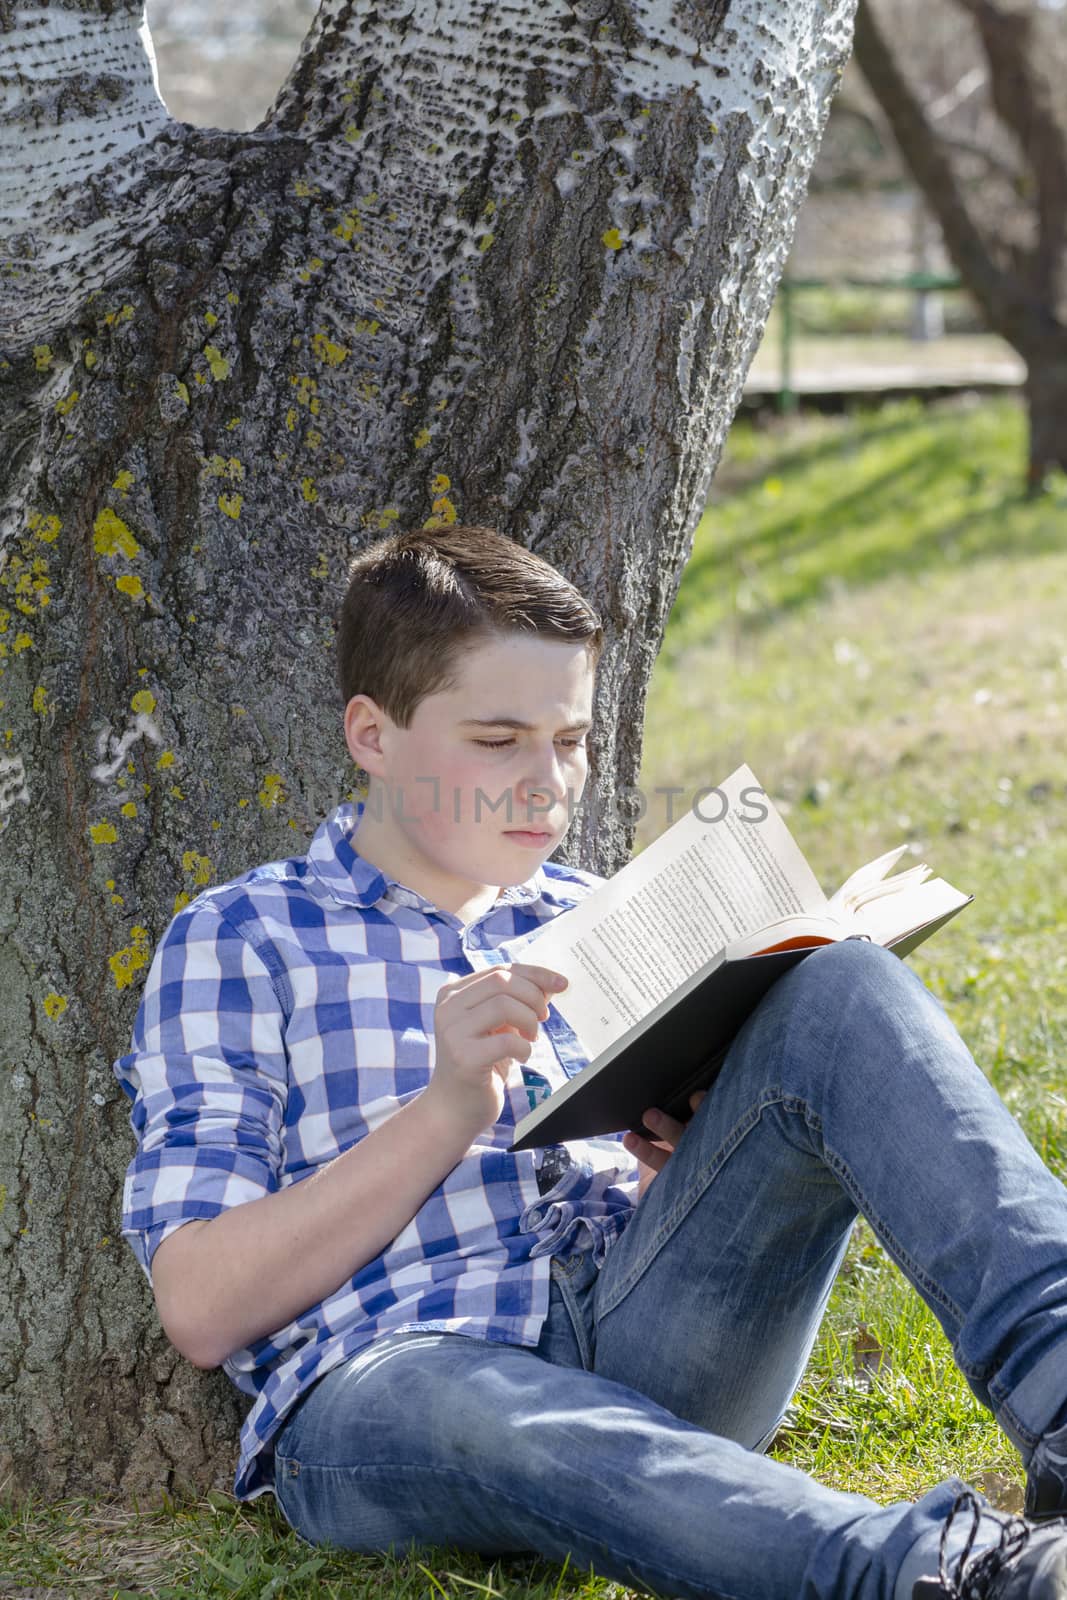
[{"xmin": 504, "ymin": 828, "xmax": 554, "ymax": 845}]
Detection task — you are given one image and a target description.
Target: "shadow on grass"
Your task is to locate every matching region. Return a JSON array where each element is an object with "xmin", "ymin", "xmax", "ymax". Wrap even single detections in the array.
[
  {"xmin": 711, "ymin": 399, "xmax": 934, "ymax": 497},
  {"xmin": 670, "ymin": 416, "xmax": 1051, "ymax": 645}
]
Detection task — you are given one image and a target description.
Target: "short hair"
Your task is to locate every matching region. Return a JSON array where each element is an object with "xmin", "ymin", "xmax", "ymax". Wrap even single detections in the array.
[{"xmin": 334, "ymin": 524, "xmax": 604, "ymax": 727}]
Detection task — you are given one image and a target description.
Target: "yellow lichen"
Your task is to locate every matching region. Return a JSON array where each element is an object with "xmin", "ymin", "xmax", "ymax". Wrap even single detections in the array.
[
  {"xmin": 43, "ymin": 993, "xmax": 67, "ymax": 1020},
  {"xmin": 181, "ymin": 850, "xmax": 212, "ymax": 886},
  {"xmin": 333, "ymin": 211, "xmax": 364, "ymax": 242},
  {"xmin": 258, "ymin": 773, "xmax": 285, "ymax": 808},
  {"xmin": 115, "ymin": 575, "xmax": 144, "ymax": 600},
  {"xmin": 414, "ymin": 428, "xmax": 431, "ymax": 449},
  {"xmin": 84, "ymin": 351, "xmax": 97, "ymax": 369},
  {"xmin": 90, "ymin": 821, "xmax": 118, "ymax": 844},
  {"xmin": 27, "ymin": 512, "xmax": 60, "ymax": 542},
  {"xmin": 312, "ymin": 333, "xmax": 350, "ymax": 367},
  {"xmin": 285, "ymin": 408, "xmax": 297, "ymax": 433},
  {"xmin": 290, "ymin": 374, "xmax": 319, "ymax": 409},
  {"xmin": 54, "ymin": 391, "xmax": 79, "ymax": 416},
  {"xmin": 301, "ymin": 477, "xmax": 318, "ymax": 503},
  {"xmin": 602, "ymin": 228, "xmax": 624, "ymax": 250},
  {"xmin": 478, "ymin": 233, "xmax": 495, "ymax": 253},
  {"xmin": 204, "ymin": 311, "xmax": 218, "ymax": 328},
  {"xmin": 131, "ymin": 689, "xmax": 156, "ymax": 714},
  {"xmin": 31, "ymin": 685, "xmax": 50, "ymax": 714},
  {"xmin": 120, "ymin": 801, "xmax": 137, "ymax": 818},
  {"xmin": 112, "ymin": 470, "xmax": 134, "ymax": 492},
  {"xmin": 12, "ymin": 633, "xmax": 31, "ymax": 654},
  {"xmin": 103, "ymin": 304, "xmax": 135, "ymax": 327},
  {"xmin": 157, "ymin": 750, "xmax": 174, "ymax": 769},
  {"xmin": 204, "ymin": 345, "xmax": 230, "ymax": 381},
  {"xmin": 425, "ymin": 494, "xmax": 457, "ymax": 527},
  {"xmin": 218, "ymin": 493, "xmax": 243, "ymax": 519},
  {"xmin": 109, "ymin": 926, "xmax": 150, "ymax": 991},
  {"xmin": 173, "ymin": 891, "xmax": 191, "ymax": 914},
  {"xmin": 203, "ymin": 454, "xmax": 244, "ymax": 480},
  {"xmin": 33, "ymin": 345, "xmax": 53, "ymax": 370},
  {"xmin": 93, "ymin": 509, "xmax": 140, "ymax": 560},
  {"xmin": 175, "ymin": 381, "xmax": 190, "ymax": 405}
]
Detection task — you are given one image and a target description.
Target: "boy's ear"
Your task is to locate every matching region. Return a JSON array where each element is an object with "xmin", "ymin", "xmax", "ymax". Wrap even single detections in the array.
[{"xmin": 343, "ymin": 695, "xmax": 388, "ymax": 774}]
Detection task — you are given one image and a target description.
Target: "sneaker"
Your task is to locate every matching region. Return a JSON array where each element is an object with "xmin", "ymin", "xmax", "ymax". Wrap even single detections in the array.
[
  {"xmin": 911, "ymin": 1489, "xmax": 1067, "ymax": 1597},
  {"xmin": 1028, "ymin": 1431, "xmax": 1067, "ymax": 1523}
]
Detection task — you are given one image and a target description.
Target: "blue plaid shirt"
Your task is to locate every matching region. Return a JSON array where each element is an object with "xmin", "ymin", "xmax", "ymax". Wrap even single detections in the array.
[{"xmin": 112, "ymin": 799, "xmax": 640, "ymax": 1503}]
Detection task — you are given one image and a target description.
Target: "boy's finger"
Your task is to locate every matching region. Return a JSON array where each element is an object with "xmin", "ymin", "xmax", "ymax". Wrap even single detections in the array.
[
  {"xmin": 642, "ymin": 1108, "xmax": 687, "ymax": 1145},
  {"xmin": 509, "ymin": 962, "xmax": 568, "ymax": 990}
]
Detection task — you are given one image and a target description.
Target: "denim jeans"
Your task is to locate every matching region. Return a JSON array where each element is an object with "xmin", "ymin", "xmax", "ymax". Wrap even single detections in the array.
[{"xmin": 269, "ymin": 940, "xmax": 1067, "ymax": 1599}]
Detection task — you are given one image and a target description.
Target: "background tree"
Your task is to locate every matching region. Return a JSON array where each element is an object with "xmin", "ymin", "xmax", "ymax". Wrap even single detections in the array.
[
  {"xmin": 0, "ymin": 0, "xmax": 854, "ymax": 1504},
  {"xmin": 853, "ymin": 0, "xmax": 1067, "ymax": 491}
]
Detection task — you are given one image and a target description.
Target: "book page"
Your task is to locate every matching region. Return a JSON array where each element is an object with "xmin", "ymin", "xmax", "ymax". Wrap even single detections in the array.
[
  {"xmin": 522, "ymin": 765, "xmax": 828, "ymax": 1059},
  {"xmin": 850, "ymin": 875, "xmax": 971, "ymax": 945}
]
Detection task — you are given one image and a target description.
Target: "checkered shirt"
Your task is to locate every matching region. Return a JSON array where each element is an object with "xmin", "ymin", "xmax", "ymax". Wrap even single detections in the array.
[{"xmin": 112, "ymin": 800, "xmax": 640, "ymax": 1503}]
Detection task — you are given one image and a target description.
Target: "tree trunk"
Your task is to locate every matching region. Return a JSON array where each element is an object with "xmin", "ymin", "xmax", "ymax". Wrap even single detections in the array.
[
  {"xmin": 0, "ymin": 0, "xmax": 854, "ymax": 1504},
  {"xmin": 852, "ymin": 0, "xmax": 1067, "ymax": 487}
]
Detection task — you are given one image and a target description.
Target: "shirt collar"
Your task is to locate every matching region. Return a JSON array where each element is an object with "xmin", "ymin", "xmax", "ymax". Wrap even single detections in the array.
[{"xmin": 304, "ymin": 799, "xmax": 554, "ymax": 915}]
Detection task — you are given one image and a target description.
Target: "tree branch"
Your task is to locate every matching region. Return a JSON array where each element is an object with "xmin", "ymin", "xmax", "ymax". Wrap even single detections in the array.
[{"xmin": 0, "ymin": 1, "xmax": 181, "ymax": 349}]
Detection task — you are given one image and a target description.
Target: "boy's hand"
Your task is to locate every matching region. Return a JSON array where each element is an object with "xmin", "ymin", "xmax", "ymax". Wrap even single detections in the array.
[
  {"xmin": 623, "ymin": 1091, "xmax": 708, "ymax": 1203},
  {"xmin": 424, "ymin": 962, "xmax": 569, "ymax": 1137}
]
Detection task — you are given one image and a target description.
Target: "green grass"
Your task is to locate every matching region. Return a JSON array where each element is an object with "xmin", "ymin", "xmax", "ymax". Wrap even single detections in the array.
[
  {"xmin": 4, "ymin": 392, "xmax": 1065, "ymax": 1595},
  {"xmin": 636, "ymin": 390, "xmax": 1067, "ymax": 1505}
]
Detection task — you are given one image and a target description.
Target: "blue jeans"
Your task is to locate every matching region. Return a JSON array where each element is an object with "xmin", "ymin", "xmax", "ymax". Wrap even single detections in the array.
[{"xmin": 270, "ymin": 941, "xmax": 1067, "ymax": 1599}]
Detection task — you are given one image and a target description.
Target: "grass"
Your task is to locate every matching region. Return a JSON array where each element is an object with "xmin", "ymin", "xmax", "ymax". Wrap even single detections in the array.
[{"xmin": 4, "ymin": 392, "xmax": 1066, "ymax": 1596}]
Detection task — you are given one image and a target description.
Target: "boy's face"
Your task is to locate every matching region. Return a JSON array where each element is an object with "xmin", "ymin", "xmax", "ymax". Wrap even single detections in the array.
[{"xmin": 343, "ymin": 631, "xmax": 595, "ymax": 914}]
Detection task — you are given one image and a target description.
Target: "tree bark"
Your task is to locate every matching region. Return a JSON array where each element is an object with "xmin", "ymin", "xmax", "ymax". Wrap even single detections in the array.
[
  {"xmin": 0, "ymin": 0, "xmax": 854, "ymax": 1504},
  {"xmin": 852, "ymin": 0, "xmax": 1067, "ymax": 488}
]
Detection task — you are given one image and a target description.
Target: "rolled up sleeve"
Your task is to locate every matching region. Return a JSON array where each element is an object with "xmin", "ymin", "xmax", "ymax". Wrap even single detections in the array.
[{"xmin": 112, "ymin": 897, "xmax": 289, "ymax": 1285}]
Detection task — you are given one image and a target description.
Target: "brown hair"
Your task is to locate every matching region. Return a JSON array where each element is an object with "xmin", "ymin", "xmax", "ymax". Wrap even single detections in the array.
[{"xmin": 335, "ymin": 524, "xmax": 603, "ymax": 726}]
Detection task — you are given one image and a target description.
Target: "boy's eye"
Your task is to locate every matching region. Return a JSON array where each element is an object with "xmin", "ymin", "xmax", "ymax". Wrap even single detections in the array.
[{"xmin": 472, "ymin": 738, "xmax": 586, "ymax": 750}]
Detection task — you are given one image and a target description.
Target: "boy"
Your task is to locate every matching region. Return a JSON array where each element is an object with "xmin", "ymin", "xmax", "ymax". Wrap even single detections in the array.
[{"xmin": 114, "ymin": 524, "xmax": 1067, "ymax": 1599}]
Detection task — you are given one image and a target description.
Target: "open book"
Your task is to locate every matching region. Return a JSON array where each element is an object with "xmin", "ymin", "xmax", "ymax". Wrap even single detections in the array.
[{"xmin": 507, "ymin": 764, "xmax": 972, "ymax": 1153}]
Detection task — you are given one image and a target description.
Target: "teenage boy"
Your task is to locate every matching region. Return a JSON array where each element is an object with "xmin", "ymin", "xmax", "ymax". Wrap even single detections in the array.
[{"xmin": 114, "ymin": 524, "xmax": 1067, "ymax": 1600}]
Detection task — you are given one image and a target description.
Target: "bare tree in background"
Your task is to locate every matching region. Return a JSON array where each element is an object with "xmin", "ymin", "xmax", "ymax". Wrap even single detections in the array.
[
  {"xmin": 0, "ymin": 0, "xmax": 854, "ymax": 1503},
  {"xmin": 854, "ymin": 0, "xmax": 1067, "ymax": 490}
]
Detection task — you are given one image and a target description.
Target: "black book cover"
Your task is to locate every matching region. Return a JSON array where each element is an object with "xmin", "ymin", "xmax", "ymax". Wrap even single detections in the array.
[{"xmin": 507, "ymin": 899, "xmax": 971, "ymax": 1153}]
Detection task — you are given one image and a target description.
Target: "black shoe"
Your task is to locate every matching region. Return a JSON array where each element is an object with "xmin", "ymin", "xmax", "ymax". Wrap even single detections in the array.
[
  {"xmin": 1027, "ymin": 1433, "xmax": 1067, "ymax": 1523},
  {"xmin": 1028, "ymin": 1468, "xmax": 1067, "ymax": 1524},
  {"xmin": 911, "ymin": 1489, "xmax": 1067, "ymax": 1597}
]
